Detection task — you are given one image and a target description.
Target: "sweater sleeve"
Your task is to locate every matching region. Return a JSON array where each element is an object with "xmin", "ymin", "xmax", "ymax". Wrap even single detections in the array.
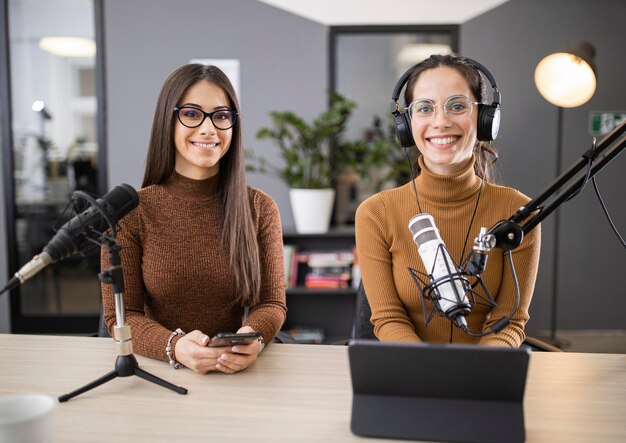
[
  {"xmin": 243, "ymin": 191, "xmax": 287, "ymax": 344},
  {"xmin": 479, "ymin": 191, "xmax": 542, "ymax": 348},
  {"xmin": 100, "ymin": 204, "xmax": 176, "ymax": 361},
  {"xmin": 355, "ymin": 195, "xmax": 422, "ymax": 343}
]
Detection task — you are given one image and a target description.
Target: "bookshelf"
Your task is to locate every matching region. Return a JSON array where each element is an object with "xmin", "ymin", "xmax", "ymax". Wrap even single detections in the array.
[{"xmin": 282, "ymin": 228, "xmax": 358, "ymax": 344}]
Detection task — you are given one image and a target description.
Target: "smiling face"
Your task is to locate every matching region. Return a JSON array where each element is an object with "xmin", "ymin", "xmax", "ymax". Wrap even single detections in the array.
[
  {"xmin": 409, "ymin": 66, "xmax": 478, "ymax": 175},
  {"xmin": 173, "ymin": 80, "xmax": 233, "ymax": 180}
]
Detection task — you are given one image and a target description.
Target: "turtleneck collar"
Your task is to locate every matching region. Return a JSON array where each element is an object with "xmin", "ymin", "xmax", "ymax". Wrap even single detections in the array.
[
  {"xmin": 414, "ymin": 155, "xmax": 482, "ymax": 204},
  {"xmin": 163, "ymin": 171, "xmax": 221, "ymax": 202}
]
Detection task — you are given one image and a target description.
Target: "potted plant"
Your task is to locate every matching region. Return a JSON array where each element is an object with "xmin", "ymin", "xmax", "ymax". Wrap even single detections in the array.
[
  {"xmin": 331, "ymin": 114, "xmax": 414, "ymax": 224},
  {"xmin": 248, "ymin": 93, "xmax": 356, "ymax": 233},
  {"xmin": 351, "ymin": 114, "xmax": 414, "ymax": 194}
]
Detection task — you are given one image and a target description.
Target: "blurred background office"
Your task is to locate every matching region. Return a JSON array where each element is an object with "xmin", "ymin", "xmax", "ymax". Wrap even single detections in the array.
[{"xmin": 1, "ymin": 0, "xmax": 624, "ymax": 351}]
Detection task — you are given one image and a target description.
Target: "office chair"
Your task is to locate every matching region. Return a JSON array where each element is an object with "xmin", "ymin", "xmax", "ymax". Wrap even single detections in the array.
[
  {"xmin": 98, "ymin": 306, "xmax": 111, "ymax": 337},
  {"xmin": 97, "ymin": 306, "xmax": 297, "ymax": 343},
  {"xmin": 353, "ymin": 282, "xmax": 562, "ymax": 352},
  {"xmin": 353, "ymin": 283, "xmax": 377, "ymax": 341}
]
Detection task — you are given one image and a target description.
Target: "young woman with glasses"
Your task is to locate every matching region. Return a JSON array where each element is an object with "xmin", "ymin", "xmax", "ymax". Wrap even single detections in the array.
[
  {"xmin": 101, "ymin": 64, "xmax": 286, "ymax": 373},
  {"xmin": 355, "ymin": 54, "xmax": 541, "ymax": 347}
]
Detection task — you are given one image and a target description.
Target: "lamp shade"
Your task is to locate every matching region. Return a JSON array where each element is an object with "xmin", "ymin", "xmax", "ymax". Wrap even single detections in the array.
[{"xmin": 534, "ymin": 41, "xmax": 596, "ymax": 108}]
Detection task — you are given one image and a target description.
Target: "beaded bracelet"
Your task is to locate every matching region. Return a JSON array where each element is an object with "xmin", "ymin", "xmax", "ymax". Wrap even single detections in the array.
[
  {"xmin": 257, "ymin": 335, "xmax": 266, "ymax": 353},
  {"xmin": 166, "ymin": 328, "xmax": 185, "ymax": 369}
]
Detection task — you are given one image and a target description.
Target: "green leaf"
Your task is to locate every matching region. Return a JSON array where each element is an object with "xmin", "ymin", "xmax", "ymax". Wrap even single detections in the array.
[{"xmin": 246, "ymin": 93, "xmax": 411, "ymax": 191}]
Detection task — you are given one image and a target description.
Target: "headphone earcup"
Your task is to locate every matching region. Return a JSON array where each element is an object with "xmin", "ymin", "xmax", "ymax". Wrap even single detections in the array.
[
  {"xmin": 477, "ymin": 103, "xmax": 501, "ymax": 142},
  {"xmin": 393, "ymin": 111, "xmax": 415, "ymax": 147}
]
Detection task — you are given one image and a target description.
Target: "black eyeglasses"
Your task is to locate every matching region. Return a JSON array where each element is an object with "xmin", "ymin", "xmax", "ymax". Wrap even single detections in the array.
[{"xmin": 174, "ymin": 106, "xmax": 238, "ymax": 130}]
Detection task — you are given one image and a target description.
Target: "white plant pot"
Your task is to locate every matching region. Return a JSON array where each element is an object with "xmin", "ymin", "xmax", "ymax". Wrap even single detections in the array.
[{"xmin": 289, "ymin": 188, "xmax": 335, "ymax": 234}]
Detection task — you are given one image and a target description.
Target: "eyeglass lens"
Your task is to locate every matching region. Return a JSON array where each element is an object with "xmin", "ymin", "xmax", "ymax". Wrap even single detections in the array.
[
  {"xmin": 408, "ymin": 96, "xmax": 475, "ymax": 119},
  {"xmin": 176, "ymin": 107, "xmax": 236, "ymax": 129}
]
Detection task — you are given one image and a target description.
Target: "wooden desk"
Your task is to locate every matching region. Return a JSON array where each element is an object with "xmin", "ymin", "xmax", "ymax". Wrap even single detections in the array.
[{"xmin": 1, "ymin": 334, "xmax": 625, "ymax": 442}]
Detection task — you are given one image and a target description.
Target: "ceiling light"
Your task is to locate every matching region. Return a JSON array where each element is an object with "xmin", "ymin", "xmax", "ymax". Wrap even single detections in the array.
[
  {"xmin": 39, "ymin": 36, "xmax": 96, "ymax": 58},
  {"xmin": 397, "ymin": 43, "xmax": 453, "ymax": 66},
  {"xmin": 32, "ymin": 100, "xmax": 52, "ymax": 120}
]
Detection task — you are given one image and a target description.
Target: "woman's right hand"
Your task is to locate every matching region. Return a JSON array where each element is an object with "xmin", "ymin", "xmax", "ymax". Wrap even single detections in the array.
[{"xmin": 173, "ymin": 330, "xmax": 221, "ymax": 374}]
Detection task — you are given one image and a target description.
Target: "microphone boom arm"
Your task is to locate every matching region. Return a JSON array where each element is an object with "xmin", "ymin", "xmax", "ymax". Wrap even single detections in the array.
[
  {"xmin": 477, "ymin": 119, "xmax": 626, "ymax": 255},
  {"xmin": 451, "ymin": 121, "xmax": 625, "ymax": 337}
]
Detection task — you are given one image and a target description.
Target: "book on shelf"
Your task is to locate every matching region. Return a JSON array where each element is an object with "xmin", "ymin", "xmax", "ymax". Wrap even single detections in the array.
[
  {"xmin": 304, "ymin": 274, "xmax": 350, "ymax": 289},
  {"xmin": 283, "ymin": 244, "xmax": 299, "ymax": 288},
  {"xmin": 351, "ymin": 246, "xmax": 361, "ymax": 289},
  {"xmin": 301, "ymin": 251, "xmax": 354, "ymax": 267},
  {"xmin": 284, "ymin": 245, "xmax": 361, "ymax": 290},
  {"xmin": 283, "ymin": 244, "xmax": 294, "ymax": 288}
]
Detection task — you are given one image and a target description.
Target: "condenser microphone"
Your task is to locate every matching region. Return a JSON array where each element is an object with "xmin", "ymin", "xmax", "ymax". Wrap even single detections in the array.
[
  {"xmin": 0, "ymin": 184, "xmax": 138, "ymax": 295},
  {"xmin": 408, "ymin": 213, "xmax": 471, "ymax": 328}
]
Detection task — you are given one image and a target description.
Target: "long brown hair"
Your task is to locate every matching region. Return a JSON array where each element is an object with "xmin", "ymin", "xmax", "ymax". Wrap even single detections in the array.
[
  {"xmin": 404, "ymin": 54, "xmax": 499, "ymax": 183},
  {"xmin": 143, "ymin": 64, "xmax": 261, "ymax": 306}
]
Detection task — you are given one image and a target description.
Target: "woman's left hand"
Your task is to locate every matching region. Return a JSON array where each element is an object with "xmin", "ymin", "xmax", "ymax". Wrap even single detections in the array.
[{"xmin": 213, "ymin": 326, "xmax": 262, "ymax": 374}]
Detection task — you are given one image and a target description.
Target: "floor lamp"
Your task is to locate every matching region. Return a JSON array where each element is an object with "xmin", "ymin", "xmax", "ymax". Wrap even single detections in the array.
[{"xmin": 534, "ymin": 41, "xmax": 597, "ymax": 345}]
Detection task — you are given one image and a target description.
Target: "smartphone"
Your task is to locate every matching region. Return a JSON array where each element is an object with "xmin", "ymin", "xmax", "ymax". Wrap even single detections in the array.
[{"xmin": 207, "ymin": 332, "xmax": 261, "ymax": 347}]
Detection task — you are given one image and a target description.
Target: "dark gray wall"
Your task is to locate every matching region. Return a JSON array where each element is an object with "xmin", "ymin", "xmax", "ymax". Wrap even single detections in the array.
[
  {"xmin": 104, "ymin": 0, "xmax": 328, "ymax": 230},
  {"xmin": 461, "ymin": 0, "xmax": 626, "ymax": 332}
]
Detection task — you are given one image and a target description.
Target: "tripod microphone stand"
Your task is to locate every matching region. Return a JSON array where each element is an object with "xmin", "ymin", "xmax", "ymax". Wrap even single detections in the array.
[{"xmin": 58, "ymin": 240, "xmax": 187, "ymax": 402}]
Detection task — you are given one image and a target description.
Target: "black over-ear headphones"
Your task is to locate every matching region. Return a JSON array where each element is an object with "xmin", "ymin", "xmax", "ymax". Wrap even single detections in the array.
[{"xmin": 390, "ymin": 56, "xmax": 501, "ymax": 147}]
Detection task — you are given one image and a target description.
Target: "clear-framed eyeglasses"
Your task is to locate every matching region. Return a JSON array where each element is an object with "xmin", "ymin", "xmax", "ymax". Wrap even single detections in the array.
[
  {"xmin": 174, "ymin": 106, "xmax": 238, "ymax": 130},
  {"xmin": 407, "ymin": 95, "xmax": 482, "ymax": 121}
]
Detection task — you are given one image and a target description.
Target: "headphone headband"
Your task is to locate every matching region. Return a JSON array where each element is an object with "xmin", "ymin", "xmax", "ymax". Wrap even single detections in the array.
[
  {"xmin": 465, "ymin": 58, "xmax": 501, "ymax": 106},
  {"xmin": 391, "ymin": 55, "xmax": 502, "ymax": 145},
  {"xmin": 390, "ymin": 67, "xmax": 416, "ymax": 112}
]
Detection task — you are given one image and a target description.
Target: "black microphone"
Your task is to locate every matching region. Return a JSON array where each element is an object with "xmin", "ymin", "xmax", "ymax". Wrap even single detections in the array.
[{"xmin": 1, "ymin": 184, "xmax": 138, "ymax": 295}]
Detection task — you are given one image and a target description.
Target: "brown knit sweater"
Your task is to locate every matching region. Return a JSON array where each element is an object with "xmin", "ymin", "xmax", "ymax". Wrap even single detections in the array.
[
  {"xmin": 355, "ymin": 156, "xmax": 541, "ymax": 347},
  {"xmin": 101, "ymin": 172, "xmax": 287, "ymax": 361}
]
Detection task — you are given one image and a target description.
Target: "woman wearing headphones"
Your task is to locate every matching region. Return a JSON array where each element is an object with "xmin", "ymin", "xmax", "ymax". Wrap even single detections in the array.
[
  {"xmin": 355, "ymin": 54, "xmax": 541, "ymax": 347},
  {"xmin": 101, "ymin": 64, "xmax": 286, "ymax": 373}
]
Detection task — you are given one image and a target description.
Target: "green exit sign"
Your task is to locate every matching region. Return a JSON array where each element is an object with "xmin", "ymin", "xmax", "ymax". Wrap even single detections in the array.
[{"xmin": 589, "ymin": 111, "xmax": 626, "ymax": 136}]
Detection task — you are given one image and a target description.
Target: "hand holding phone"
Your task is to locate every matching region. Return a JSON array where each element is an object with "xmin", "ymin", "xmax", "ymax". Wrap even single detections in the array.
[{"xmin": 207, "ymin": 332, "xmax": 261, "ymax": 347}]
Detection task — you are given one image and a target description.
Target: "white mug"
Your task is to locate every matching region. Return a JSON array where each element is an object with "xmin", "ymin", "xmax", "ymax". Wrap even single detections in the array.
[{"xmin": 0, "ymin": 394, "xmax": 56, "ymax": 443}]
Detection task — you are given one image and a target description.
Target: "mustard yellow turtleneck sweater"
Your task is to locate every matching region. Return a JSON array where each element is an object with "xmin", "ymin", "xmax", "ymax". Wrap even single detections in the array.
[
  {"xmin": 355, "ymin": 156, "xmax": 541, "ymax": 347},
  {"xmin": 101, "ymin": 172, "xmax": 287, "ymax": 361}
]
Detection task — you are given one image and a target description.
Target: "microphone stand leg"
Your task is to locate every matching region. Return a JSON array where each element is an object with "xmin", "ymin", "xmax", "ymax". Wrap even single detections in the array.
[
  {"xmin": 133, "ymin": 363, "xmax": 187, "ymax": 394},
  {"xmin": 58, "ymin": 354, "xmax": 187, "ymax": 403},
  {"xmin": 58, "ymin": 369, "xmax": 118, "ymax": 402}
]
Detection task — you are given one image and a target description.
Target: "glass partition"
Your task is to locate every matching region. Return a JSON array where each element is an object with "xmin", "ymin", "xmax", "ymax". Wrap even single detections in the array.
[{"xmin": 4, "ymin": 0, "xmax": 103, "ymax": 332}]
